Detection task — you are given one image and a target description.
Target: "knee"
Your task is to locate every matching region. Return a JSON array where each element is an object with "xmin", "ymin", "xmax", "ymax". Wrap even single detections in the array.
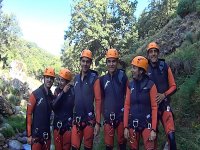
[
  {"xmin": 168, "ymin": 132, "xmax": 177, "ymax": 150},
  {"xmin": 72, "ymin": 146, "xmax": 79, "ymax": 150},
  {"xmin": 106, "ymin": 145, "xmax": 113, "ymax": 150},
  {"xmin": 119, "ymin": 143, "xmax": 126, "ymax": 150},
  {"xmin": 168, "ymin": 131, "xmax": 175, "ymax": 142},
  {"xmin": 84, "ymin": 146, "xmax": 92, "ymax": 150}
]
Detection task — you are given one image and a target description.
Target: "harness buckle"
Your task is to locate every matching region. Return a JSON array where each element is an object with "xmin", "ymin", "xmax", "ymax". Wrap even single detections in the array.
[
  {"xmin": 167, "ymin": 106, "xmax": 170, "ymax": 112},
  {"xmin": 57, "ymin": 121, "xmax": 62, "ymax": 129},
  {"xmin": 147, "ymin": 123, "xmax": 151, "ymax": 129},
  {"xmin": 133, "ymin": 119, "xmax": 138, "ymax": 128},
  {"xmin": 76, "ymin": 116, "xmax": 81, "ymax": 123},
  {"xmin": 110, "ymin": 112, "xmax": 115, "ymax": 121},
  {"xmin": 43, "ymin": 132, "xmax": 48, "ymax": 140}
]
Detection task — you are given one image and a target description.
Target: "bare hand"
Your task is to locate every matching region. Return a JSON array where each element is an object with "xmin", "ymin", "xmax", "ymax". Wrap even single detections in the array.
[
  {"xmin": 124, "ymin": 128, "xmax": 129, "ymax": 139},
  {"xmin": 94, "ymin": 124, "xmax": 100, "ymax": 136},
  {"xmin": 63, "ymin": 84, "xmax": 70, "ymax": 93},
  {"xmin": 149, "ymin": 130, "xmax": 156, "ymax": 141},
  {"xmin": 156, "ymin": 93, "xmax": 165, "ymax": 104},
  {"xmin": 27, "ymin": 136, "xmax": 32, "ymax": 145}
]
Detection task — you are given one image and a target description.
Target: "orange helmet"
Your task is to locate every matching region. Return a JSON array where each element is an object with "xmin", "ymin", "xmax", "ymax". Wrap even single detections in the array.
[
  {"xmin": 106, "ymin": 49, "xmax": 119, "ymax": 59},
  {"xmin": 80, "ymin": 49, "xmax": 92, "ymax": 59},
  {"xmin": 147, "ymin": 42, "xmax": 159, "ymax": 52},
  {"xmin": 131, "ymin": 56, "xmax": 148, "ymax": 72},
  {"xmin": 59, "ymin": 68, "xmax": 72, "ymax": 81},
  {"xmin": 43, "ymin": 67, "xmax": 55, "ymax": 77}
]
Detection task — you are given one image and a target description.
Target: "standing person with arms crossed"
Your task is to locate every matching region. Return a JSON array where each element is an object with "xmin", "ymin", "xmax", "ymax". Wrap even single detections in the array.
[
  {"xmin": 71, "ymin": 49, "xmax": 101, "ymax": 150},
  {"xmin": 52, "ymin": 68, "xmax": 74, "ymax": 150},
  {"xmin": 26, "ymin": 67, "xmax": 55, "ymax": 150},
  {"xmin": 147, "ymin": 42, "xmax": 177, "ymax": 150},
  {"xmin": 100, "ymin": 49, "xmax": 128, "ymax": 150},
  {"xmin": 124, "ymin": 56, "xmax": 158, "ymax": 150}
]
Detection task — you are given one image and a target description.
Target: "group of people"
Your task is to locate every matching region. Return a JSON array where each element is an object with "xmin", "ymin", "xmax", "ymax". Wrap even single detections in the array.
[{"xmin": 26, "ymin": 42, "xmax": 177, "ymax": 150}]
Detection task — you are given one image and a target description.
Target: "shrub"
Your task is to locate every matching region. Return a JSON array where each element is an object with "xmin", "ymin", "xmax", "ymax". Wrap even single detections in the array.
[
  {"xmin": 177, "ymin": 0, "xmax": 196, "ymax": 18},
  {"xmin": 7, "ymin": 94, "xmax": 21, "ymax": 105},
  {"xmin": 1, "ymin": 124, "xmax": 15, "ymax": 138},
  {"xmin": 6, "ymin": 115, "xmax": 26, "ymax": 133}
]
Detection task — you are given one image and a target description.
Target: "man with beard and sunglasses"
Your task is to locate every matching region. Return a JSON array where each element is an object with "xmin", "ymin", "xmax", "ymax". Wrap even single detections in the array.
[{"xmin": 26, "ymin": 67, "xmax": 55, "ymax": 150}]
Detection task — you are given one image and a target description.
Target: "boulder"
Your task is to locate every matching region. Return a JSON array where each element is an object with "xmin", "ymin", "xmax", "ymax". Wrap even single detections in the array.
[{"xmin": 8, "ymin": 140, "xmax": 23, "ymax": 150}]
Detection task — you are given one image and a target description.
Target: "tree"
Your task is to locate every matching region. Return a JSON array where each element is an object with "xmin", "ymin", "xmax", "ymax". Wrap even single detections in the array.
[
  {"xmin": 137, "ymin": 0, "xmax": 178, "ymax": 39},
  {"xmin": 0, "ymin": 14, "xmax": 21, "ymax": 68},
  {"xmin": 63, "ymin": 0, "xmax": 138, "ymax": 68}
]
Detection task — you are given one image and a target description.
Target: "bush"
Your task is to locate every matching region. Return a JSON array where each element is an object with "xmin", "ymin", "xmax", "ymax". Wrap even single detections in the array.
[
  {"xmin": 196, "ymin": 0, "xmax": 200, "ymax": 14},
  {"xmin": 7, "ymin": 94, "xmax": 20, "ymax": 105},
  {"xmin": 185, "ymin": 31, "xmax": 194, "ymax": 44},
  {"xmin": 1, "ymin": 127, "xmax": 15, "ymax": 138},
  {"xmin": 6, "ymin": 115, "xmax": 26, "ymax": 133},
  {"xmin": 177, "ymin": 0, "xmax": 196, "ymax": 18}
]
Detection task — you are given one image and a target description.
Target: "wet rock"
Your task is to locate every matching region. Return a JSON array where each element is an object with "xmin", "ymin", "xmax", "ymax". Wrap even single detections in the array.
[
  {"xmin": 17, "ymin": 136, "xmax": 27, "ymax": 144},
  {"xmin": 8, "ymin": 140, "xmax": 23, "ymax": 150},
  {"xmin": 14, "ymin": 106, "xmax": 21, "ymax": 115},
  {"xmin": 22, "ymin": 131, "xmax": 27, "ymax": 137}
]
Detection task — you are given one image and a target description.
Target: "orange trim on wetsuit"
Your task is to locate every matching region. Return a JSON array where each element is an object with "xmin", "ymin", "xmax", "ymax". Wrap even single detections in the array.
[
  {"xmin": 164, "ymin": 67, "xmax": 176, "ymax": 96},
  {"xmin": 93, "ymin": 79, "xmax": 101, "ymax": 123},
  {"xmin": 124, "ymin": 87, "xmax": 131, "ymax": 128},
  {"xmin": 123, "ymin": 84, "xmax": 158, "ymax": 130},
  {"xmin": 150, "ymin": 84, "xmax": 158, "ymax": 131},
  {"xmin": 26, "ymin": 93, "xmax": 36, "ymax": 137}
]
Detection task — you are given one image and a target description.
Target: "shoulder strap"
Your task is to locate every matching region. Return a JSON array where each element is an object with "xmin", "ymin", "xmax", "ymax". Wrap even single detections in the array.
[
  {"xmin": 118, "ymin": 69, "xmax": 124, "ymax": 84},
  {"xmin": 89, "ymin": 72, "xmax": 97, "ymax": 85},
  {"xmin": 159, "ymin": 60, "xmax": 165, "ymax": 73}
]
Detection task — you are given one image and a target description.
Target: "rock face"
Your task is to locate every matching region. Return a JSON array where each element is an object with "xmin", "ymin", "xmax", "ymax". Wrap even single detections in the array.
[
  {"xmin": 139, "ymin": 13, "xmax": 200, "ymax": 56},
  {"xmin": 0, "ymin": 96, "xmax": 15, "ymax": 116}
]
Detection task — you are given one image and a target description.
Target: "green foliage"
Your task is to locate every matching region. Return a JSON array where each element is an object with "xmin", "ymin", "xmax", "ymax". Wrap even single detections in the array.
[
  {"xmin": 1, "ymin": 126, "xmax": 15, "ymax": 138},
  {"xmin": 6, "ymin": 115, "xmax": 26, "ymax": 133},
  {"xmin": 185, "ymin": 31, "xmax": 195, "ymax": 43},
  {"xmin": 0, "ymin": 10, "xmax": 61, "ymax": 76},
  {"xmin": 137, "ymin": 0, "xmax": 178, "ymax": 39},
  {"xmin": 7, "ymin": 94, "xmax": 20, "ymax": 105},
  {"xmin": 168, "ymin": 41, "xmax": 200, "ymax": 149},
  {"xmin": 197, "ymin": 0, "xmax": 200, "ymax": 13},
  {"xmin": 2, "ymin": 115, "xmax": 25, "ymax": 138},
  {"xmin": 177, "ymin": 0, "xmax": 199, "ymax": 18},
  {"xmin": 63, "ymin": 0, "xmax": 138, "ymax": 68},
  {"xmin": 14, "ymin": 40, "xmax": 62, "ymax": 78}
]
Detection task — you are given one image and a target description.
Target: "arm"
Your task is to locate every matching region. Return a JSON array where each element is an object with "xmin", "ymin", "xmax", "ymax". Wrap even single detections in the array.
[
  {"xmin": 124, "ymin": 86, "xmax": 131, "ymax": 128},
  {"xmin": 165, "ymin": 67, "xmax": 176, "ymax": 97},
  {"xmin": 150, "ymin": 84, "xmax": 158, "ymax": 131},
  {"xmin": 93, "ymin": 79, "xmax": 101, "ymax": 124},
  {"xmin": 52, "ymin": 84, "xmax": 71, "ymax": 109},
  {"xmin": 26, "ymin": 93, "xmax": 36, "ymax": 137},
  {"xmin": 52, "ymin": 91, "xmax": 64, "ymax": 109}
]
